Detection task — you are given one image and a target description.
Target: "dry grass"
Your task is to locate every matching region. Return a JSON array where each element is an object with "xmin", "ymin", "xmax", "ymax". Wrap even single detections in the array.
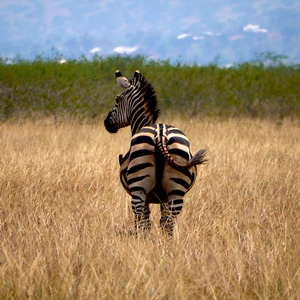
[{"xmin": 0, "ymin": 118, "xmax": 299, "ymax": 299}]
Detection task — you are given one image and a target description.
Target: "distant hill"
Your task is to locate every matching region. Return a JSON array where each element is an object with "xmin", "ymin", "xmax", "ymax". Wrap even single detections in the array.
[{"xmin": 1, "ymin": 1, "xmax": 299, "ymax": 64}]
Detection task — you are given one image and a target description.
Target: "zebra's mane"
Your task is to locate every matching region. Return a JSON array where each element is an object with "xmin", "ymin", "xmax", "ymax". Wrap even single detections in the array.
[{"xmin": 130, "ymin": 74, "xmax": 159, "ymax": 124}]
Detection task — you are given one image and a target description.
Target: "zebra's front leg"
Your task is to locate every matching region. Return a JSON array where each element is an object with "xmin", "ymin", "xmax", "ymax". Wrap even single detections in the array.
[{"xmin": 131, "ymin": 191, "xmax": 151, "ymax": 235}]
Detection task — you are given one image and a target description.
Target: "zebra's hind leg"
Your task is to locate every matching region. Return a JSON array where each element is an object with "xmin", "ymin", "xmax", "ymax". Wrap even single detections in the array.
[
  {"xmin": 131, "ymin": 191, "xmax": 152, "ymax": 236},
  {"xmin": 160, "ymin": 196, "xmax": 184, "ymax": 237},
  {"xmin": 143, "ymin": 203, "xmax": 152, "ymax": 231},
  {"xmin": 160, "ymin": 202, "xmax": 173, "ymax": 236}
]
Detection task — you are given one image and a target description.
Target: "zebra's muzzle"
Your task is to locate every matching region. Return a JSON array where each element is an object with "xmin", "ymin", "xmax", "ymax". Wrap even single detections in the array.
[{"xmin": 104, "ymin": 117, "xmax": 119, "ymax": 133}]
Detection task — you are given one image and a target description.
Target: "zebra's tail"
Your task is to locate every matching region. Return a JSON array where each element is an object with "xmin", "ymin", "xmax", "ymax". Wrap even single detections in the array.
[
  {"xmin": 156, "ymin": 135, "xmax": 207, "ymax": 169},
  {"xmin": 188, "ymin": 149, "xmax": 208, "ymax": 166}
]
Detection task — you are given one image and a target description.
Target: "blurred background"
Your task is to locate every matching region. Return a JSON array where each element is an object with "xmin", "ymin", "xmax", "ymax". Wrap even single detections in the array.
[{"xmin": 1, "ymin": 0, "xmax": 299, "ymax": 65}]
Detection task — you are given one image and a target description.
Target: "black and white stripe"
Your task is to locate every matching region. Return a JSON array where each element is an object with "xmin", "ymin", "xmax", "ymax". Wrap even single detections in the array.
[{"xmin": 104, "ymin": 70, "xmax": 207, "ymax": 236}]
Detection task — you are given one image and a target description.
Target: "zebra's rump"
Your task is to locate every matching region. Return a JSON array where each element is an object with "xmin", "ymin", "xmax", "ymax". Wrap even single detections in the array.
[
  {"xmin": 120, "ymin": 171, "xmax": 169, "ymax": 204},
  {"xmin": 119, "ymin": 139, "xmax": 168, "ymax": 204},
  {"xmin": 119, "ymin": 124, "xmax": 197, "ymax": 203}
]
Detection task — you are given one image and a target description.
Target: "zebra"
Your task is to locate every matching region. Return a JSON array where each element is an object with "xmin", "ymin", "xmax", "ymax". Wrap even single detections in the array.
[{"xmin": 104, "ymin": 70, "xmax": 207, "ymax": 236}]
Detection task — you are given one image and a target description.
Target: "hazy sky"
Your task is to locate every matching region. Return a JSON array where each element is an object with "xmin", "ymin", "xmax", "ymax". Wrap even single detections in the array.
[{"xmin": 1, "ymin": 1, "xmax": 299, "ymax": 64}]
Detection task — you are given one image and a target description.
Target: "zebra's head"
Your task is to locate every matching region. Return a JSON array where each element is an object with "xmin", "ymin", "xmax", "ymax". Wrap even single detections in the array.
[{"xmin": 104, "ymin": 70, "xmax": 159, "ymax": 135}]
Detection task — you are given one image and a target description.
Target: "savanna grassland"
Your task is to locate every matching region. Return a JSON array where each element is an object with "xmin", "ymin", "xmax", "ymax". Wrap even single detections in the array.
[
  {"xmin": 0, "ymin": 118, "xmax": 299, "ymax": 299},
  {"xmin": 0, "ymin": 55, "xmax": 300, "ymax": 299}
]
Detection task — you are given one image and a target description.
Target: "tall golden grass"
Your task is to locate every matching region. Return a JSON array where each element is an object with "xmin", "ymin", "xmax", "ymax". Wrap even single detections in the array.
[{"xmin": 0, "ymin": 118, "xmax": 299, "ymax": 299}]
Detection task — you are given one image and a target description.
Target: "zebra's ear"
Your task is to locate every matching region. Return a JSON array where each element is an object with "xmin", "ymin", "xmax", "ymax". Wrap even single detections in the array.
[
  {"xmin": 116, "ymin": 70, "xmax": 131, "ymax": 89},
  {"xmin": 133, "ymin": 70, "xmax": 142, "ymax": 81}
]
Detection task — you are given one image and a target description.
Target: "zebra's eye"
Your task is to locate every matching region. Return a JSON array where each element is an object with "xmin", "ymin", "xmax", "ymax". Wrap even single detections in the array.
[{"xmin": 115, "ymin": 92, "xmax": 124, "ymax": 104}]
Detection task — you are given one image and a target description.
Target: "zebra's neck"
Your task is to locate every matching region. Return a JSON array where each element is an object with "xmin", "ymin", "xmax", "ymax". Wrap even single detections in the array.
[
  {"xmin": 130, "ymin": 113, "xmax": 155, "ymax": 136},
  {"xmin": 128, "ymin": 77, "xmax": 158, "ymax": 136}
]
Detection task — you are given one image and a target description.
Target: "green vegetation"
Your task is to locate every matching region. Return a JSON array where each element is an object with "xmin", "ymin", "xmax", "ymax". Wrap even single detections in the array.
[{"xmin": 0, "ymin": 53, "xmax": 299, "ymax": 121}]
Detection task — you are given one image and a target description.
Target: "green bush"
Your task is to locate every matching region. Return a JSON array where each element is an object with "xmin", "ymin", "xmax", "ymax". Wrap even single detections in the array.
[{"xmin": 0, "ymin": 53, "xmax": 299, "ymax": 121}]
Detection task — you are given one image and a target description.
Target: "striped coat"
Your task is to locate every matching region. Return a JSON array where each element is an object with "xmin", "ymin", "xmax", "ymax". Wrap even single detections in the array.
[{"xmin": 105, "ymin": 70, "xmax": 207, "ymax": 235}]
